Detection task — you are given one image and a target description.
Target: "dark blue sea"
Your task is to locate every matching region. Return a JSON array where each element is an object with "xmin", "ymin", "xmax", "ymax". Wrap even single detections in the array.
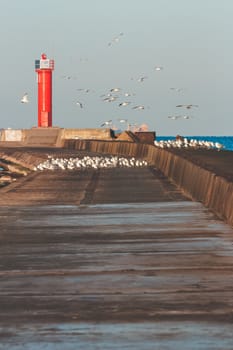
[{"xmin": 156, "ymin": 136, "xmax": 233, "ymax": 151}]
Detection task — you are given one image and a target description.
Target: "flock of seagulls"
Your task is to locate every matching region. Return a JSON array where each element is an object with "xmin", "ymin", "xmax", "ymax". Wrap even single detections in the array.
[
  {"xmin": 99, "ymin": 118, "xmax": 141, "ymax": 130},
  {"xmin": 167, "ymin": 104, "xmax": 199, "ymax": 121},
  {"xmin": 100, "ymin": 87, "xmax": 145, "ymax": 111},
  {"xmin": 34, "ymin": 155, "xmax": 148, "ymax": 171},
  {"xmin": 72, "ymin": 61, "xmax": 198, "ymax": 127},
  {"xmin": 50, "ymin": 34, "xmax": 165, "ymax": 127},
  {"xmin": 19, "ymin": 31, "xmax": 201, "ymax": 132},
  {"xmin": 154, "ymin": 138, "xmax": 224, "ymax": 150}
]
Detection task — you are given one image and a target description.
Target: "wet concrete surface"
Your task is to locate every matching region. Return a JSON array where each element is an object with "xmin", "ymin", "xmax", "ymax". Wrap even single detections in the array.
[{"xmin": 0, "ymin": 166, "xmax": 233, "ymax": 349}]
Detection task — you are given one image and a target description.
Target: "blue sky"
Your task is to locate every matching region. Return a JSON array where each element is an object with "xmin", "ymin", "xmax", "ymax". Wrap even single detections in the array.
[{"xmin": 0, "ymin": 0, "xmax": 232, "ymax": 135}]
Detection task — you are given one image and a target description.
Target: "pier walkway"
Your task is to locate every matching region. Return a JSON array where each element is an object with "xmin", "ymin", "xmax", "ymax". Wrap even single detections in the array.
[{"xmin": 0, "ymin": 153, "xmax": 233, "ymax": 349}]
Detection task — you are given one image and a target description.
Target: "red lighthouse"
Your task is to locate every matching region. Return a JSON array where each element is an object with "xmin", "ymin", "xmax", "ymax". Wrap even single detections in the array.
[{"xmin": 35, "ymin": 53, "xmax": 54, "ymax": 127}]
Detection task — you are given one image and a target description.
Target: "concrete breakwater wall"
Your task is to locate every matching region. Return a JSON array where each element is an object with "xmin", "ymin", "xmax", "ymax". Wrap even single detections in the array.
[
  {"xmin": 65, "ymin": 140, "xmax": 233, "ymax": 226},
  {"xmin": 153, "ymin": 149, "xmax": 233, "ymax": 227},
  {"xmin": 0, "ymin": 139, "xmax": 232, "ymax": 226}
]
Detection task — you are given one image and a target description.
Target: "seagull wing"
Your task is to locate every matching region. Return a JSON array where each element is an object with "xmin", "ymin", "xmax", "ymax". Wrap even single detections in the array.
[
  {"xmin": 21, "ymin": 93, "xmax": 29, "ymax": 103},
  {"xmin": 76, "ymin": 101, "xmax": 83, "ymax": 108}
]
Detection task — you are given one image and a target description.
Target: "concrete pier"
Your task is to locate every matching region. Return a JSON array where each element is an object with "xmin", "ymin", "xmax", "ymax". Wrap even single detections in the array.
[{"xmin": 0, "ymin": 144, "xmax": 233, "ymax": 349}]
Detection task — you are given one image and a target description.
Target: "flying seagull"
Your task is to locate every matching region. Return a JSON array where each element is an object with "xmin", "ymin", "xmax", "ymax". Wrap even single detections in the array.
[
  {"xmin": 108, "ymin": 32, "xmax": 124, "ymax": 46},
  {"xmin": 119, "ymin": 101, "xmax": 131, "ymax": 107},
  {"xmin": 21, "ymin": 93, "xmax": 29, "ymax": 103},
  {"xmin": 137, "ymin": 76, "xmax": 148, "ymax": 83},
  {"xmin": 118, "ymin": 118, "xmax": 129, "ymax": 130},
  {"xmin": 103, "ymin": 96, "xmax": 118, "ymax": 102},
  {"xmin": 154, "ymin": 66, "xmax": 163, "ymax": 71},
  {"xmin": 176, "ymin": 104, "xmax": 198, "ymax": 109},
  {"xmin": 170, "ymin": 87, "xmax": 184, "ymax": 92},
  {"xmin": 76, "ymin": 101, "xmax": 83, "ymax": 108},
  {"xmin": 124, "ymin": 92, "xmax": 135, "ymax": 97},
  {"xmin": 168, "ymin": 115, "xmax": 182, "ymax": 120},
  {"xmin": 100, "ymin": 120, "xmax": 112, "ymax": 127},
  {"xmin": 132, "ymin": 105, "xmax": 145, "ymax": 110},
  {"xmin": 118, "ymin": 118, "xmax": 128, "ymax": 123},
  {"xmin": 183, "ymin": 115, "xmax": 194, "ymax": 119},
  {"xmin": 110, "ymin": 87, "xmax": 121, "ymax": 93}
]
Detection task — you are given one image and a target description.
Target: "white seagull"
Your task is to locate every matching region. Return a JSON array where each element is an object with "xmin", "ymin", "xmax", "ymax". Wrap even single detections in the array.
[
  {"xmin": 170, "ymin": 87, "xmax": 184, "ymax": 92},
  {"xmin": 118, "ymin": 118, "xmax": 128, "ymax": 123},
  {"xmin": 183, "ymin": 115, "xmax": 194, "ymax": 119},
  {"xmin": 76, "ymin": 101, "xmax": 83, "ymax": 108},
  {"xmin": 124, "ymin": 92, "xmax": 135, "ymax": 97},
  {"xmin": 167, "ymin": 115, "xmax": 182, "ymax": 120},
  {"xmin": 100, "ymin": 120, "xmax": 112, "ymax": 127},
  {"xmin": 119, "ymin": 101, "xmax": 131, "ymax": 107},
  {"xmin": 21, "ymin": 93, "xmax": 29, "ymax": 103},
  {"xmin": 108, "ymin": 32, "xmax": 124, "ymax": 46},
  {"xmin": 110, "ymin": 87, "xmax": 121, "ymax": 93},
  {"xmin": 132, "ymin": 105, "xmax": 145, "ymax": 110},
  {"xmin": 103, "ymin": 96, "xmax": 118, "ymax": 102},
  {"xmin": 154, "ymin": 66, "xmax": 163, "ymax": 71},
  {"xmin": 176, "ymin": 104, "xmax": 199, "ymax": 109},
  {"xmin": 137, "ymin": 76, "xmax": 148, "ymax": 83}
]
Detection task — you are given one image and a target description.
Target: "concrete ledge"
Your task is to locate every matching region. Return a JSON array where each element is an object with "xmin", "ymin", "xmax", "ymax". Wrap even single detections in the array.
[
  {"xmin": 0, "ymin": 128, "xmax": 115, "ymax": 147},
  {"xmin": 61, "ymin": 128, "xmax": 114, "ymax": 140},
  {"xmin": 0, "ymin": 129, "xmax": 24, "ymax": 142}
]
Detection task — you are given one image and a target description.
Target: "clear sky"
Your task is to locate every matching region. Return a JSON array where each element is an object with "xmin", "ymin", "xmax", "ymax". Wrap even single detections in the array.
[{"xmin": 0, "ymin": 0, "xmax": 232, "ymax": 135}]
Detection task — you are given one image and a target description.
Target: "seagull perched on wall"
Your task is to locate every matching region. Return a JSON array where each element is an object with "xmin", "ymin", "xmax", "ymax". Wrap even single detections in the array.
[{"xmin": 21, "ymin": 93, "xmax": 29, "ymax": 103}]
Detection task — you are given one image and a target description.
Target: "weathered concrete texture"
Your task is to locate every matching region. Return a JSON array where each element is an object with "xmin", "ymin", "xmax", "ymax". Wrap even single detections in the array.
[
  {"xmin": 61, "ymin": 127, "xmax": 114, "ymax": 141},
  {"xmin": 0, "ymin": 165, "xmax": 233, "ymax": 348},
  {"xmin": 152, "ymin": 149, "xmax": 233, "ymax": 227},
  {"xmin": 0, "ymin": 127, "xmax": 115, "ymax": 146},
  {"xmin": 116, "ymin": 130, "xmax": 140, "ymax": 142},
  {"xmin": 135, "ymin": 131, "xmax": 156, "ymax": 144},
  {"xmin": 23, "ymin": 127, "xmax": 63, "ymax": 147},
  {"xmin": 0, "ymin": 166, "xmax": 185, "ymax": 206}
]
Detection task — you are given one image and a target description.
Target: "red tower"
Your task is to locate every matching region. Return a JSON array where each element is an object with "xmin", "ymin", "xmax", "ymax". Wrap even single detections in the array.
[{"xmin": 35, "ymin": 53, "xmax": 54, "ymax": 127}]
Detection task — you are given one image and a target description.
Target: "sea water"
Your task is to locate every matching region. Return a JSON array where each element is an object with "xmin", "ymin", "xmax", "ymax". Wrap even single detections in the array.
[{"xmin": 156, "ymin": 136, "xmax": 233, "ymax": 151}]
